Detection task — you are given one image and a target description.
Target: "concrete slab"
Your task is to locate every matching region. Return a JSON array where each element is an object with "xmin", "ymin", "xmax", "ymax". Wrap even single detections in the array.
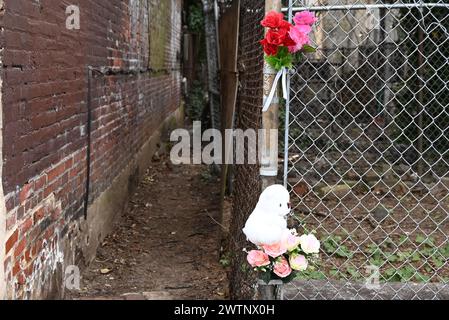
[{"xmin": 284, "ymin": 280, "xmax": 449, "ymax": 300}]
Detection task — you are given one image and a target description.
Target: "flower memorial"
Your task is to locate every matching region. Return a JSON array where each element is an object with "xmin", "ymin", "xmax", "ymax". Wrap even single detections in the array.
[
  {"xmin": 243, "ymin": 185, "xmax": 321, "ymax": 284},
  {"xmin": 261, "ymin": 10, "xmax": 317, "ymax": 112},
  {"xmin": 246, "ymin": 229, "xmax": 320, "ymax": 284}
]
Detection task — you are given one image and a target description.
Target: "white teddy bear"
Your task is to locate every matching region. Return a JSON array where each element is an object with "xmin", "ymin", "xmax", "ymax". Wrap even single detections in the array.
[{"xmin": 243, "ymin": 184, "xmax": 291, "ymax": 246}]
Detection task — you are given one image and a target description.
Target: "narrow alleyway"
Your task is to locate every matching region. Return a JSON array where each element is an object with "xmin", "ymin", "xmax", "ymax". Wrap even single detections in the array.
[{"xmin": 68, "ymin": 151, "xmax": 229, "ymax": 300}]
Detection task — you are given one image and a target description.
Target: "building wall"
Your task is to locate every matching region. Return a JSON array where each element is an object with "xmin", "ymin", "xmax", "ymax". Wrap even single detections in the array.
[
  {"xmin": 0, "ymin": 0, "xmax": 183, "ymax": 299},
  {"xmin": 0, "ymin": 0, "xmax": 6, "ymax": 300}
]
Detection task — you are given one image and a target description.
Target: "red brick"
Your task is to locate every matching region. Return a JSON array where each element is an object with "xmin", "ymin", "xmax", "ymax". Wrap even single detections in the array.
[
  {"xmin": 19, "ymin": 183, "xmax": 33, "ymax": 204},
  {"xmin": 24, "ymin": 248, "xmax": 33, "ymax": 264},
  {"xmin": 47, "ymin": 162, "xmax": 66, "ymax": 183},
  {"xmin": 12, "ymin": 260, "xmax": 22, "ymax": 277},
  {"xmin": 34, "ymin": 175, "xmax": 47, "ymax": 191},
  {"xmin": 16, "ymin": 205, "xmax": 25, "ymax": 221},
  {"xmin": 64, "ymin": 158, "xmax": 74, "ymax": 170},
  {"xmin": 15, "ymin": 238, "xmax": 27, "ymax": 258},
  {"xmin": 33, "ymin": 207, "xmax": 46, "ymax": 225},
  {"xmin": 5, "ymin": 229, "xmax": 19, "ymax": 255},
  {"xmin": 31, "ymin": 239, "xmax": 43, "ymax": 257},
  {"xmin": 6, "ymin": 213, "xmax": 17, "ymax": 231},
  {"xmin": 5, "ymin": 194, "xmax": 16, "ymax": 212},
  {"xmin": 20, "ymin": 217, "xmax": 33, "ymax": 236}
]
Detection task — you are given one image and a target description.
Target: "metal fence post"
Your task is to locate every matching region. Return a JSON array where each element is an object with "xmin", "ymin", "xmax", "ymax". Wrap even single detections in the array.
[{"xmin": 258, "ymin": 0, "xmax": 283, "ymax": 300}]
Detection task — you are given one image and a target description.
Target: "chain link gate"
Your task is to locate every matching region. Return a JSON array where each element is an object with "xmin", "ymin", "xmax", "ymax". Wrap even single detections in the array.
[{"xmin": 283, "ymin": 0, "xmax": 449, "ymax": 299}]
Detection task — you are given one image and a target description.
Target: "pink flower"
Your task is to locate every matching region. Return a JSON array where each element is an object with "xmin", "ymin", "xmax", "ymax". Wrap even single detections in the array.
[
  {"xmin": 299, "ymin": 234, "xmax": 321, "ymax": 254},
  {"xmin": 247, "ymin": 250, "xmax": 270, "ymax": 267},
  {"xmin": 263, "ymin": 242, "xmax": 287, "ymax": 258},
  {"xmin": 289, "ymin": 253, "xmax": 308, "ymax": 271},
  {"xmin": 293, "ymin": 11, "xmax": 317, "ymax": 26},
  {"xmin": 273, "ymin": 257, "xmax": 292, "ymax": 278},
  {"xmin": 282, "ymin": 231, "xmax": 301, "ymax": 252},
  {"xmin": 288, "ymin": 25, "xmax": 311, "ymax": 53}
]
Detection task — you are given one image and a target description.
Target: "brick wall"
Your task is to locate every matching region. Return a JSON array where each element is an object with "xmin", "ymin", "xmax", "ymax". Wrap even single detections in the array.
[{"xmin": 0, "ymin": 0, "xmax": 183, "ymax": 299}]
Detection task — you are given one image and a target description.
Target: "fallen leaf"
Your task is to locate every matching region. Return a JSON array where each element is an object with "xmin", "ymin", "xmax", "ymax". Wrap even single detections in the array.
[{"xmin": 100, "ymin": 268, "xmax": 112, "ymax": 275}]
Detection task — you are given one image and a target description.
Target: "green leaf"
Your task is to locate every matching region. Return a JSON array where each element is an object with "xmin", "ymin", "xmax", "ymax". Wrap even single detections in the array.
[
  {"xmin": 411, "ymin": 252, "xmax": 421, "ymax": 262},
  {"xmin": 335, "ymin": 246, "xmax": 354, "ymax": 259},
  {"xmin": 439, "ymin": 243, "xmax": 449, "ymax": 258},
  {"xmin": 432, "ymin": 257, "xmax": 444, "ymax": 268},
  {"xmin": 387, "ymin": 253, "xmax": 398, "ymax": 262},
  {"xmin": 264, "ymin": 46, "xmax": 294, "ymax": 71},
  {"xmin": 277, "ymin": 46, "xmax": 290, "ymax": 58},
  {"xmin": 415, "ymin": 272, "xmax": 431, "ymax": 283},
  {"xmin": 259, "ymin": 271, "xmax": 272, "ymax": 284},
  {"xmin": 346, "ymin": 267, "xmax": 361, "ymax": 279},
  {"xmin": 329, "ymin": 269, "xmax": 340, "ymax": 278},
  {"xmin": 415, "ymin": 234, "xmax": 427, "ymax": 244},
  {"xmin": 415, "ymin": 235, "xmax": 436, "ymax": 247},
  {"xmin": 302, "ymin": 44, "xmax": 317, "ymax": 53}
]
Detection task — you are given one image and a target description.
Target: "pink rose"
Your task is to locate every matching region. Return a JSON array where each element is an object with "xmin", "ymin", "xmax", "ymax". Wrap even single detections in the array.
[
  {"xmin": 290, "ymin": 253, "xmax": 308, "ymax": 271},
  {"xmin": 293, "ymin": 11, "xmax": 317, "ymax": 26},
  {"xmin": 283, "ymin": 232, "xmax": 301, "ymax": 252},
  {"xmin": 288, "ymin": 25, "xmax": 311, "ymax": 53},
  {"xmin": 263, "ymin": 242, "xmax": 287, "ymax": 258},
  {"xmin": 273, "ymin": 257, "xmax": 292, "ymax": 278},
  {"xmin": 247, "ymin": 250, "xmax": 270, "ymax": 267}
]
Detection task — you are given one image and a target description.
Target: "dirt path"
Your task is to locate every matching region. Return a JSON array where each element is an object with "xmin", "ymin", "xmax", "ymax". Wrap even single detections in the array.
[{"xmin": 68, "ymin": 155, "xmax": 229, "ymax": 300}]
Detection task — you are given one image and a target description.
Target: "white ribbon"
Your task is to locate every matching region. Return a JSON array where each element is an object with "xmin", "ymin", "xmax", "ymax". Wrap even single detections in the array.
[{"xmin": 262, "ymin": 67, "xmax": 288, "ymax": 112}]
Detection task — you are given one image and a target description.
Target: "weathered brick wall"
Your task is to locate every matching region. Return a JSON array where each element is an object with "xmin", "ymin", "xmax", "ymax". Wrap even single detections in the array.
[{"xmin": 0, "ymin": 0, "xmax": 182, "ymax": 299}]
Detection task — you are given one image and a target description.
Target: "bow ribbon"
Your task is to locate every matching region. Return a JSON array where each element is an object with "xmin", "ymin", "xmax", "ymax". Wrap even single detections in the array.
[{"xmin": 262, "ymin": 67, "xmax": 288, "ymax": 112}]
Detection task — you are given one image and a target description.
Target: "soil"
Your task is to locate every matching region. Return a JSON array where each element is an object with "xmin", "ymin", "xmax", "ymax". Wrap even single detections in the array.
[
  {"xmin": 67, "ymin": 155, "xmax": 229, "ymax": 300},
  {"xmin": 288, "ymin": 148, "xmax": 449, "ymax": 283}
]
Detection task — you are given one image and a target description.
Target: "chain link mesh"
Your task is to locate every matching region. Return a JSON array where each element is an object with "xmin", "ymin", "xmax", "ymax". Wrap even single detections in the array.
[
  {"xmin": 229, "ymin": 0, "xmax": 265, "ymax": 300},
  {"xmin": 284, "ymin": 0, "xmax": 449, "ymax": 300}
]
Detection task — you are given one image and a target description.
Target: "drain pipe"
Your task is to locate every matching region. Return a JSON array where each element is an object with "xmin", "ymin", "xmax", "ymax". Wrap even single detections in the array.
[
  {"xmin": 83, "ymin": 66, "xmax": 182, "ymax": 219},
  {"xmin": 260, "ymin": 0, "xmax": 282, "ymax": 190},
  {"xmin": 83, "ymin": 67, "xmax": 93, "ymax": 220}
]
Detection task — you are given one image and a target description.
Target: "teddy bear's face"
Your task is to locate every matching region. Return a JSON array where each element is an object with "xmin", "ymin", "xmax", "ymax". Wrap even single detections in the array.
[{"xmin": 257, "ymin": 185, "xmax": 291, "ymax": 218}]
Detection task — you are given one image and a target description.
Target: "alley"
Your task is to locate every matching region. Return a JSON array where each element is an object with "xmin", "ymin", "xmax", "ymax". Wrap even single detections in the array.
[{"xmin": 68, "ymin": 153, "xmax": 229, "ymax": 300}]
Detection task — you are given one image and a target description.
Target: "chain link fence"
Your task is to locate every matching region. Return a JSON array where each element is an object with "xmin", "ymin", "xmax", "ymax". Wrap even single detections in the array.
[
  {"xmin": 284, "ymin": 0, "xmax": 449, "ymax": 299},
  {"xmin": 228, "ymin": 0, "xmax": 265, "ymax": 300}
]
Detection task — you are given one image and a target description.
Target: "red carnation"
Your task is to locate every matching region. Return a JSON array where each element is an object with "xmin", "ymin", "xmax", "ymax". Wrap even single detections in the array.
[
  {"xmin": 279, "ymin": 20, "xmax": 293, "ymax": 30},
  {"xmin": 261, "ymin": 11, "xmax": 285, "ymax": 28},
  {"xmin": 265, "ymin": 28, "xmax": 288, "ymax": 46},
  {"xmin": 283, "ymin": 34, "xmax": 296, "ymax": 47},
  {"xmin": 260, "ymin": 39, "xmax": 278, "ymax": 56}
]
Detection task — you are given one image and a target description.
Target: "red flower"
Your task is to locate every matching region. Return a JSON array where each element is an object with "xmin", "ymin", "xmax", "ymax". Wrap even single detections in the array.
[
  {"xmin": 260, "ymin": 39, "xmax": 278, "ymax": 56},
  {"xmin": 261, "ymin": 11, "xmax": 285, "ymax": 28},
  {"xmin": 279, "ymin": 20, "xmax": 293, "ymax": 30},
  {"xmin": 283, "ymin": 34, "xmax": 296, "ymax": 47},
  {"xmin": 260, "ymin": 11, "xmax": 294, "ymax": 56},
  {"xmin": 265, "ymin": 28, "xmax": 288, "ymax": 46}
]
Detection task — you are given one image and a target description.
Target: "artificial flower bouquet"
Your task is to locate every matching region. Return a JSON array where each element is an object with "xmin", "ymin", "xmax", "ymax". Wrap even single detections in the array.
[
  {"xmin": 246, "ymin": 230, "xmax": 321, "ymax": 284},
  {"xmin": 260, "ymin": 10, "xmax": 317, "ymax": 112},
  {"xmin": 261, "ymin": 10, "xmax": 317, "ymax": 71}
]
